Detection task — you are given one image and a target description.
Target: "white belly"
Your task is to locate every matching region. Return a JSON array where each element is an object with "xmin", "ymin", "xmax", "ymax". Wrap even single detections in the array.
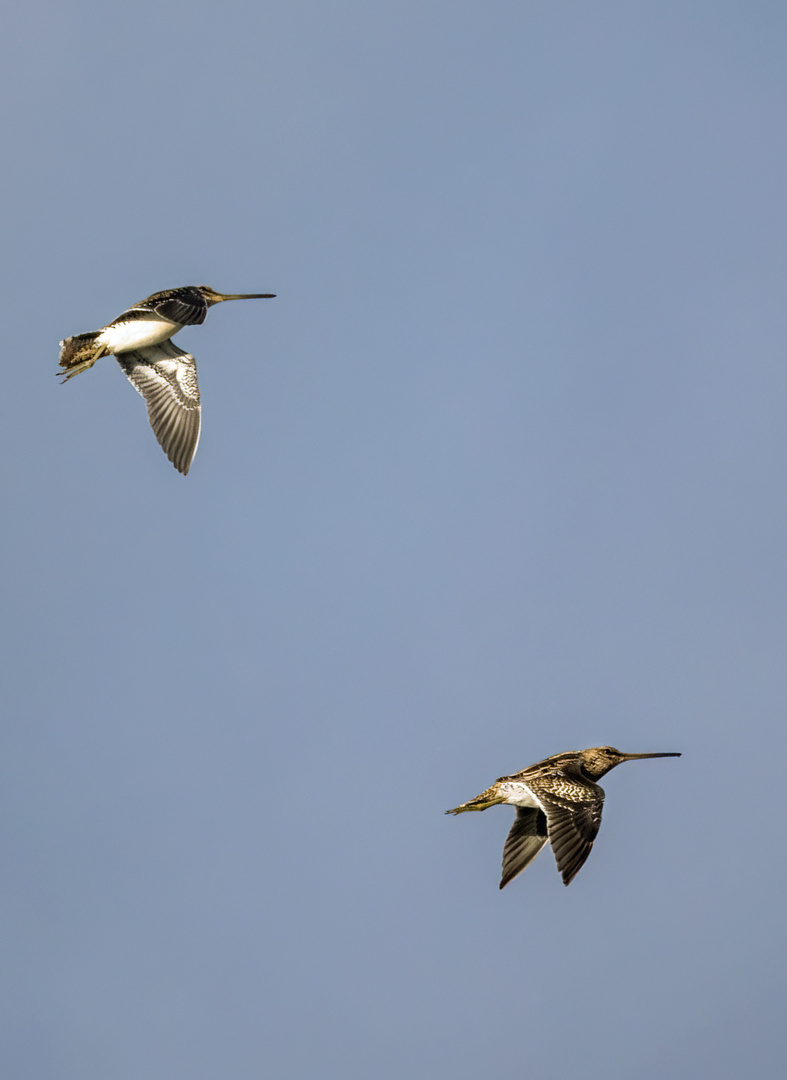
[
  {"xmin": 98, "ymin": 316, "xmax": 181, "ymax": 354},
  {"xmin": 500, "ymin": 783, "xmax": 544, "ymax": 810}
]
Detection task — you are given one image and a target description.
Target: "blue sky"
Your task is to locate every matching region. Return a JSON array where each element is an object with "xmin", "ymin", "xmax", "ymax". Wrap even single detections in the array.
[{"xmin": 2, "ymin": 2, "xmax": 786, "ymax": 1077}]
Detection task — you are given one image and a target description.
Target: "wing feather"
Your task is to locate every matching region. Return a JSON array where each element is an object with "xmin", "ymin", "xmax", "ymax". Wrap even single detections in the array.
[
  {"xmin": 540, "ymin": 795, "xmax": 604, "ymax": 886},
  {"xmin": 148, "ymin": 289, "xmax": 208, "ymax": 326},
  {"xmin": 499, "ymin": 807, "xmax": 549, "ymax": 889},
  {"xmin": 115, "ymin": 341, "xmax": 201, "ymax": 475}
]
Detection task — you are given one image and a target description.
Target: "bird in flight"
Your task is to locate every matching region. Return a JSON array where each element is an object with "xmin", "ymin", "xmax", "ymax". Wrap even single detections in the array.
[
  {"xmin": 447, "ymin": 745, "xmax": 680, "ymax": 887},
  {"xmin": 59, "ymin": 285, "xmax": 276, "ymax": 475}
]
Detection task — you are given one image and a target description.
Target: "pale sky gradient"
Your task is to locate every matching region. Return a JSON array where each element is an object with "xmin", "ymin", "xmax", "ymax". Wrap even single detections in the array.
[{"xmin": 2, "ymin": 2, "xmax": 785, "ymax": 1077}]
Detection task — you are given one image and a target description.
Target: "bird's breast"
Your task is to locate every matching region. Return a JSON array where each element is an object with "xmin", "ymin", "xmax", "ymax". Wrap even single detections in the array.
[{"xmin": 98, "ymin": 315, "xmax": 182, "ymax": 354}]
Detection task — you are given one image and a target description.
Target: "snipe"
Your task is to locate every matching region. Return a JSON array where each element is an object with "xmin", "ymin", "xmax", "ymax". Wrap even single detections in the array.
[
  {"xmin": 59, "ymin": 285, "xmax": 275, "ymax": 475},
  {"xmin": 447, "ymin": 746, "xmax": 680, "ymax": 887}
]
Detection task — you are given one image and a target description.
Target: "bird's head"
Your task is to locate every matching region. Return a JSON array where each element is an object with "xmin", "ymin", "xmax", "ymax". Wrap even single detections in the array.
[
  {"xmin": 577, "ymin": 746, "xmax": 681, "ymax": 781},
  {"xmin": 197, "ymin": 286, "xmax": 276, "ymax": 306}
]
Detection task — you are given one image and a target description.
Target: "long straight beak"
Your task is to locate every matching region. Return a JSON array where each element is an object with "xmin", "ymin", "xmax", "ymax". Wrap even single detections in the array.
[
  {"xmin": 214, "ymin": 292, "xmax": 276, "ymax": 301},
  {"xmin": 620, "ymin": 752, "xmax": 681, "ymax": 760}
]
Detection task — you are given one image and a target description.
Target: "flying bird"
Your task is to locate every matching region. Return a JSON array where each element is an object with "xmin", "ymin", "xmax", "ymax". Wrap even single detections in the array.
[
  {"xmin": 59, "ymin": 285, "xmax": 276, "ymax": 475},
  {"xmin": 446, "ymin": 746, "xmax": 680, "ymax": 887}
]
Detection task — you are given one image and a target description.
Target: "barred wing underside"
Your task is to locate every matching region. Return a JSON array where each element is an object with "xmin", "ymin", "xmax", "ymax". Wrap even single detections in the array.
[{"xmin": 115, "ymin": 340, "xmax": 201, "ymax": 475}]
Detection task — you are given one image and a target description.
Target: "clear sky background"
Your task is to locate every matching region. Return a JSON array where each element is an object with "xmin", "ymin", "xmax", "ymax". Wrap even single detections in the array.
[{"xmin": 2, "ymin": 1, "xmax": 785, "ymax": 1077}]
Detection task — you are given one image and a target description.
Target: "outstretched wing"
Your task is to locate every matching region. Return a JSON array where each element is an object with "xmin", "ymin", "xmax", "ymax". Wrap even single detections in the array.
[
  {"xmin": 115, "ymin": 341, "xmax": 201, "ymax": 475},
  {"xmin": 540, "ymin": 793, "xmax": 604, "ymax": 886},
  {"xmin": 499, "ymin": 806, "xmax": 549, "ymax": 889}
]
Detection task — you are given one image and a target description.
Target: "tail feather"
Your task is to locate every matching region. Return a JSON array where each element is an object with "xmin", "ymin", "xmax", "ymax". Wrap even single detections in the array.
[
  {"xmin": 446, "ymin": 788, "xmax": 506, "ymax": 814},
  {"xmin": 59, "ymin": 331, "xmax": 104, "ymax": 370}
]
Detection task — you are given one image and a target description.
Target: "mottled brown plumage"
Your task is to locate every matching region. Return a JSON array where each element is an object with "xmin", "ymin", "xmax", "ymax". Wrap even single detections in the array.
[{"xmin": 447, "ymin": 746, "xmax": 680, "ymax": 887}]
